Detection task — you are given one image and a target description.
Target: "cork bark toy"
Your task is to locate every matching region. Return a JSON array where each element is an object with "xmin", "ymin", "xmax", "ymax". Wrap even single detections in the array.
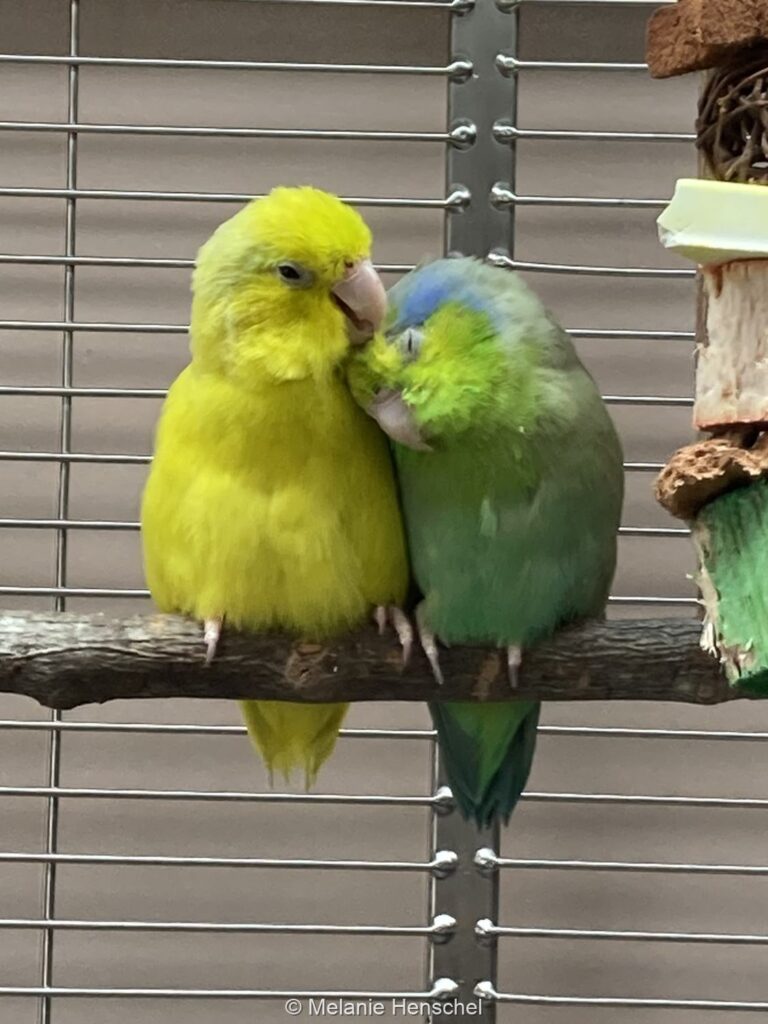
[
  {"xmin": 647, "ymin": 1, "xmax": 768, "ymax": 79},
  {"xmin": 649, "ymin": 1, "xmax": 768, "ymax": 693}
]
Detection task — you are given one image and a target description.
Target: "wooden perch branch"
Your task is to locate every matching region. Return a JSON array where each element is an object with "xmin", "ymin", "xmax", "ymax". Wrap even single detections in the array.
[{"xmin": 0, "ymin": 611, "xmax": 757, "ymax": 711}]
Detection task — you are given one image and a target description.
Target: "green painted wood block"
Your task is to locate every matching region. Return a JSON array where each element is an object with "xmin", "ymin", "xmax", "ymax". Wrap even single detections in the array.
[{"xmin": 696, "ymin": 478, "xmax": 768, "ymax": 694}]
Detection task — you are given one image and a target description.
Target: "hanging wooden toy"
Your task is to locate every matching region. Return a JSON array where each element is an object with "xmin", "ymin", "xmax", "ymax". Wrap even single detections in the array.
[{"xmin": 648, "ymin": 0, "xmax": 768, "ymax": 692}]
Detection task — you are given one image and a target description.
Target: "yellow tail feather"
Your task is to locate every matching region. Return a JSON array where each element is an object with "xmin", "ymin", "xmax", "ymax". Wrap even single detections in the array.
[{"xmin": 240, "ymin": 700, "xmax": 349, "ymax": 787}]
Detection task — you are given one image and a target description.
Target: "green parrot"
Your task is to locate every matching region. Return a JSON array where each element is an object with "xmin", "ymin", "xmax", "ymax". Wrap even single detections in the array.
[{"xmin": 348, "ymin": 258, "xmax": 624, "ymax": 828}]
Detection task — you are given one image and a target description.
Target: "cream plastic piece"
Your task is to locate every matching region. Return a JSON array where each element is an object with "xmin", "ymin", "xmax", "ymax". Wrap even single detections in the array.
[{"xmin": 658, "ymin": 179, "xmax": 768, "ymax": 266}]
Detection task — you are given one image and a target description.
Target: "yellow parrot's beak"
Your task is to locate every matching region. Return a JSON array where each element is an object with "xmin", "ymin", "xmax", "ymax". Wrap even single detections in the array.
[{"xmin": 331, "ymin": 259, "xmax": 387, "ymax": 345}]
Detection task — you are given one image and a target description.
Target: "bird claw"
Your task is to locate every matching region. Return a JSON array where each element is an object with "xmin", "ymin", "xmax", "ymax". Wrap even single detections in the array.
[
  {"xmin": 416, "ymin": 603, "xmax": 444, "ymax": 686},
  {"xmin": 507, "ymin": 645, "xmax": 522, "ymax": 689},
  {"xmin": 373, "ymin": 605, "xmax": 414, "ymax": 667},
  {"xmin": 203, "ymin": 617, "xmax": 223, "ymax": 664}
]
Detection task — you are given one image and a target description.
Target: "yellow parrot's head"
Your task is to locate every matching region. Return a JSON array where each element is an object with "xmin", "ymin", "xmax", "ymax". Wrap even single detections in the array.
[{"xmin": 190, "ymin": 186, "xmax": 387, "ymax": 382}]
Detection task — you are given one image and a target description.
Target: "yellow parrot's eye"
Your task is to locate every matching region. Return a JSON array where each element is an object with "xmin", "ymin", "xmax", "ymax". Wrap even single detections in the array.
[{"xmin": 276, "ymin": 262, "xmax": 314, "ymax": 289}]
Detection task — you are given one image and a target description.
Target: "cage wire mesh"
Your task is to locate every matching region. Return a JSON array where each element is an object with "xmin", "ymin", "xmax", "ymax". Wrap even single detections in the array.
[{"xmin": 2, "ymin": 0, "xmax": 768, "ymax": 1021}]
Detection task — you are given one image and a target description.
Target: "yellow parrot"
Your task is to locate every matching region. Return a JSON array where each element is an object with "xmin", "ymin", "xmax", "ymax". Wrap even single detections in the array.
[{"xmin": 140, "ymin": 186, "xmax": 410, "ymax": 783}]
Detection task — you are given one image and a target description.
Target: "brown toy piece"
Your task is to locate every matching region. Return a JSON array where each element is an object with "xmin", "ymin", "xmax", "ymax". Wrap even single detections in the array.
[
  {"xmin": 647, "ymin": 0, "xmax": 768, "ymax": 79},
  {"xmin": 655, "ymin": 431, "xmax": 768, "ymax": 520},
  {"xmin": 697, "ymin": 47, "xmax": 768, "ymax": 182}
]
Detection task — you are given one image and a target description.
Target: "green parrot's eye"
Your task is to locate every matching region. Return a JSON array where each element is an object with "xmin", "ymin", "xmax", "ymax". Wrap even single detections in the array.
[
  {"xmin": 397, "ymin": 326, "xmax": 424, "ymax": 363},
  {"xmin": 276, "ymin": 262, "xmax": 314, "ymax": 289}
]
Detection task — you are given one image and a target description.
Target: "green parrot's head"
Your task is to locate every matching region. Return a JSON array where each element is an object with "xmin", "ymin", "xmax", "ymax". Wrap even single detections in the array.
[
  {"xmin": 348, "ymin": 257, "xmax": 544, "ymax": 449},
  {"xmin": 190, "ymin": 186, "xmax": 388, "ymax": 382}
]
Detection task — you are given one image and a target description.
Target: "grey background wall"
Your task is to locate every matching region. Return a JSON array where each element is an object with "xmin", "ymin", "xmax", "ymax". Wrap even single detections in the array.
[{"xmin": 1, "ymin": 0, "xmax": 767, "ymax": 1021}]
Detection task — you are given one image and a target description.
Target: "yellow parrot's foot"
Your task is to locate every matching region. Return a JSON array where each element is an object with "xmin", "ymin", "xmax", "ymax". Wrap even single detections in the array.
[
  {"xmin": 203, "ymin": 617, "xmax": 223, "ymax": 664},
  {"xmin": 415, "ymin": 602, "xmax": 444, "ymax": 686},
  {"xmin": 507, "ymin": 645, "xmax": 522, "ymax": 689},
  {"xmin": 373, "ymin": 605, "xmax": 414, "ymax": 667}
]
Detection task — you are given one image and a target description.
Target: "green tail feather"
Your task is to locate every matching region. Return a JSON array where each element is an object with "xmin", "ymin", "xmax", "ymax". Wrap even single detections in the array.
[{"xmin": 430, "ymin": 701, "xmax": 540, "ymax": 829}]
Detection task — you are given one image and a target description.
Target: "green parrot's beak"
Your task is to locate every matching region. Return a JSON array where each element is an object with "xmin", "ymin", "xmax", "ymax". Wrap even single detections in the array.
[{"xmin": 367, "ymin": 389, "xmax": 433, "ymax": 452}]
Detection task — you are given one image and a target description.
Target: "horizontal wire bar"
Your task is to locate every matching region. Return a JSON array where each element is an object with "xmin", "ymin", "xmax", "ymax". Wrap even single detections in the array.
[
  {"xmin": 524, "ymin": 792, "xmax": 768, "ymax": 809},
  {"xmin": 0, "ymin": 784, "xmax": 444, "ymax": 806},
  {"xmin": 0, "ymin": 53, "xmax": 461, "ymax": 75},
  {"xmin": 0, "ymin": 322, "xmax": 694, "ymax": 340},
  {"xmin": 0, "ymin": 253, "xmax": 193, "ymax": 269},
  {"xmin": 0, "ymin": 519, "xmax": 689, "ymax": 536},
  {"xmin": 512, "ymin": 193, "xmax": 667, "ymax": 208},
  {"xmin": 619, "ymin": 526, "xmax": 690, "ymax": 537},
  {"xmin": 0, "ymin": 385, "xmax": 693, "ymax": 406},
  {"xmin": 0, "ymin": 586, "xmax": 691, "ymax": 604},
  {"xmin": 494, "ymin": 858, "xmax": 768, "ymax": 876},
  {"xmin": 0, "ymin": 186, "xmax": 455, "ymax": 207},
  {"xmin": 622, "ymin": 462, "xmax": 664, "ymax": 471},
  {"xmin": 501, "ymin": 126, "xmax": 693, "ymax": 143},
  {"xmin": 603, "ymin": 395, "xmax": 692, "ymax": 407},
  {"xmin": 0, "ymin": 917, "xmax": 441, "ymax": 936},
  {"xmin": 569, "ymin": 329, "xmax": 694, "ymax": 340},
  {"xmin": 481, "ymin": 989, "xmax": 768, "ymax": 1012},
  {"xmin": 2, "ymin": 720, "xmax": 767, "ymax": 746},
  {"xmin": 0, "ymin": 985, "xmax": 451, "ymax": 1001},
  {"xmin": 484, "ymin": 923, "xmax": 768, "ymax": 946},
  {"xmin": 0, "ymin": 586, "xmax": 151, "ymax": 598},
  {"xmin": 5, "ymin": 721, "xmax": 764, "ymax": 743},
  {"xmin": 0, "ymin": 253, "xmax": 412, "ymax": 273},
  {"xmin": 538, "ymin": 726, "xmax": 768, "ymax": 742},
  {"xmin": 501, "ymin": 56, "xmax": 647, "ymax": 72},
  {"xmin": 0, "ymin": 452, "xmax": 672, "ymax": 471},
  {"xmin": 0, "ymin": 319, "xmax": 186, "ymax": 333},
  {"xmin": 0, "ymin": 721, "xmax": 435, "ymax": 740},
  {"xmin": 0, "ymin": 518, "xmax": 139, "ymax": 530},
  {"xmin": 0, "ymin": 851, "xmax": 452, "ymax": 872},
  {"xmin": 0, "ymin": 120, "xmax": 451, "ymax": 143},
  {"xmin": 507, "ymin": 259, "xmax": 693, "ymax": 279},
  {"xmin": 0, "ymin": 386, "xmax": 165, "ymax": 398},
  {"xmin": 0, "ymin": 786, "xmax": 753, "ymax": 808},
  {"xmin": 0, "ymin": 451, "xmax": 151, "ymax": 463}
]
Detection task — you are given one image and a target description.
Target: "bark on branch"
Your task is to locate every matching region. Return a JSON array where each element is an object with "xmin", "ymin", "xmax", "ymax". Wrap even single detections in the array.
[{"xmin": 0, "ymin": 611, "xmax": 756, "ymax": 711}]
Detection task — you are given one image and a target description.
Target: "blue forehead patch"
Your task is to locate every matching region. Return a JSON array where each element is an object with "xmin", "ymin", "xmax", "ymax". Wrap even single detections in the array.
[{"xmin": 387, "ymin": 260, "xmax": 489, "ymax": 334}]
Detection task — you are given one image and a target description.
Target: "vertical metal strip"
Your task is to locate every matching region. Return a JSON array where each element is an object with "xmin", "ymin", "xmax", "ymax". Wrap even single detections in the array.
[
  {"xmin": 40, "ymin": 2, "xmax": 79, "ymax": 1020},
  {"xmin": 428, "ymin": 809, "xmax": 499, "ymax": 1022},
  {"xmin": 428, "ymin": 1, "xmax": 520, "ymax": 1018},
  {"xmin": 445, "ymin": 0, "xmax": 517, "ymax": 260}
]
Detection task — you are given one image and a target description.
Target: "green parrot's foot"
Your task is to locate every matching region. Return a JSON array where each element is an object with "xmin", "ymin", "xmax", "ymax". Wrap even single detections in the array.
[
  {"xmin": 373, "ymin": 605, "xmax": 413, "ymax": 667},
  {"xmin": 203, "ymin": 617, "xmax": 223, "ymax": 664},
  {"xmin": 415, "ymin": 602, "xmax": 444, "ymax": 686},
  {"xmin": 507, "ymin": 645, "xmax": 522, "ymax": 689}
]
